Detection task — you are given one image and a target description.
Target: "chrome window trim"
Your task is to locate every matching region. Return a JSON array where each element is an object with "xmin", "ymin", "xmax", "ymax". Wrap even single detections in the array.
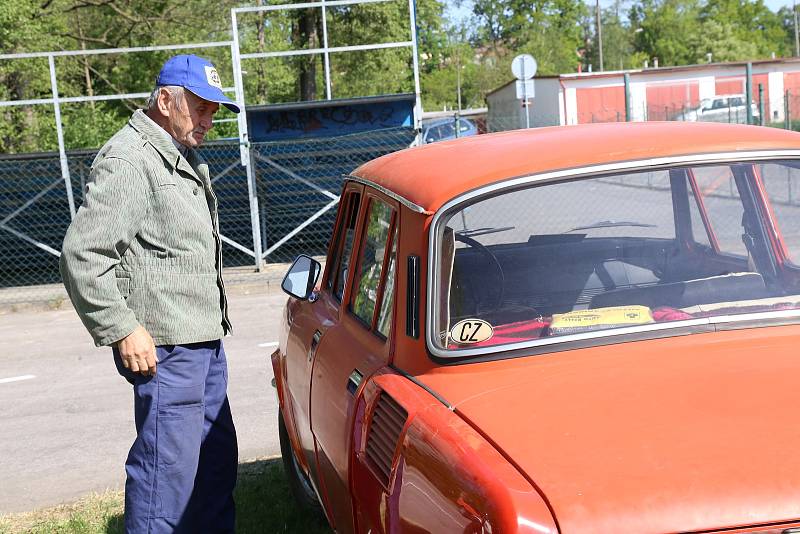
[
  {"xmin": 426, "ymin": 150, "xmax": 800, "ymax": 359},
  {"xmin": 345, "ymin": 174, "xmax": 430, "ymax": 214}
]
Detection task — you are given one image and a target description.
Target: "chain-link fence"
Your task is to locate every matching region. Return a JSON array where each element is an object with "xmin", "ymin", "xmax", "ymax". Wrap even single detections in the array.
[
  {"xmin": 479, "ymin": 90, "xmax": 800, "ymax": 131},
  {"xmin": 11, "ymin": 88, "xmax": 800, "ymax": 305},
  {"xmin": 0, "ymin": 126, "xmax": 415, "ymax": 304}
]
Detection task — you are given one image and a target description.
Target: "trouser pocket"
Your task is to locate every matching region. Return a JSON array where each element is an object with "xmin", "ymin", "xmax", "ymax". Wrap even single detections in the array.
[{"xmin": 154, "ymin": 384, "xmax": 204, "ymax": 519}]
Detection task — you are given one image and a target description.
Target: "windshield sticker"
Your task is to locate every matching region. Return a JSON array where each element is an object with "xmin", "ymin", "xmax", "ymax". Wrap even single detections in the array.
[
  {"xmin": 549, "ymin": 305, "xmax": 654, "ymax": 335},
  {"xmin": 450, "ymin": 319, "xmax": 494, "ymax": 345}
]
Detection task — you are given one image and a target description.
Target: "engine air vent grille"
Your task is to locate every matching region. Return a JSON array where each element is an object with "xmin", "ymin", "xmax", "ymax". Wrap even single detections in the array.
[{"xmin": 365, "ymin": 392, "xmax": 408, "ymax": 486}]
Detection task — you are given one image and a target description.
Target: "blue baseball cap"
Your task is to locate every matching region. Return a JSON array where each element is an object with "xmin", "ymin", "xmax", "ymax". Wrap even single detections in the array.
[{"xmin": 156, "ymin": 54, "xmax": 240, "ymax": 113}]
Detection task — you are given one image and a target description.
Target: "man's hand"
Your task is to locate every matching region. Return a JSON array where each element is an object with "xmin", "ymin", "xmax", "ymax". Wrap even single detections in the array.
[{"xmin": 117, "ymin": 326, "xmax": 158, "ymax": 376}]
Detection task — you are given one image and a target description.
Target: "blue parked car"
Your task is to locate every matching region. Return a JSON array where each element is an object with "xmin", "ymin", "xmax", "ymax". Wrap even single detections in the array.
[{"xmin": 422, "ymin": 117, "xmax": 478, "ymax": 144}]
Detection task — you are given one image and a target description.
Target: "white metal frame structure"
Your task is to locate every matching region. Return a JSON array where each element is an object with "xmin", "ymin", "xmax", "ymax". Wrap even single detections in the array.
[
  {"xmin": 0, "ymin": 42, "xmax": 238, "ymax": 259},
  {"xmin": 230, "ymin": 0, "xmax": 422, "ymax": 267},
  {"xmin": 0, "ymin": 0, "xmax": 421, "ymax": 272}
]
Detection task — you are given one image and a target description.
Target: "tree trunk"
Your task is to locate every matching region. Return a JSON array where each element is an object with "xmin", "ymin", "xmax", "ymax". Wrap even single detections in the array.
[
  {"xmin": 293, "ymin": 7, "xmax": 318, "ymax": 101},
  {"xmin": 76, "ymin": 16, "xmax": 95, "ymax": 110}
]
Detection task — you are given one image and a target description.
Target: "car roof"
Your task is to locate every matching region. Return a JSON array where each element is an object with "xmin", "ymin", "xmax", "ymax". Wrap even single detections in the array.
[
  {"xmin": 422, "ymin": 117, "xmax": 473, "ymax": 128},
  {"xmin": 351, "ymin": 122, "xmax": 800, "ymax": 213}
]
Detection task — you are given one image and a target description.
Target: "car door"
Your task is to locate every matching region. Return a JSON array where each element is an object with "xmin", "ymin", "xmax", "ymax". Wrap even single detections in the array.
[
  {"xmin": 283, "ymin": 184, "xmax": 364, "ymax": 497},
  {"xmin": 310, "ymin": 191, "xmax": 400, "ymax": 533}
]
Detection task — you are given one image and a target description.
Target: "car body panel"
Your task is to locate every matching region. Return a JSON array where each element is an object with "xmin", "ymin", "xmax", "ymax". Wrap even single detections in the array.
[{"xmin": 408, "ymin": 324, "xmax": 800, "ymax": 532}]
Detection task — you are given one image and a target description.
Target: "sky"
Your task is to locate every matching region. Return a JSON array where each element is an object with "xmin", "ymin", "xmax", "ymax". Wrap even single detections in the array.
[{"xmin": 444, "ymin": 0, "xmax": 795, "ymax": 25}]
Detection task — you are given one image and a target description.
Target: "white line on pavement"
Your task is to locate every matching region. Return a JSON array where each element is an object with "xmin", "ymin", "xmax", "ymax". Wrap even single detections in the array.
[
  {"xmin": 258, "ymin": 342, "xmax": 279, "ymax": 348},
  {"xmin": 0, "ymin": 375, "xmax": 35, "ymax": 385}
]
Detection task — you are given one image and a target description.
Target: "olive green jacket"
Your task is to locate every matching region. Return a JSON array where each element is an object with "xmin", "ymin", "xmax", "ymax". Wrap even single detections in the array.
[{"xmin": 60, "ymin": 110, "xmax": 231, "ymax": 347}]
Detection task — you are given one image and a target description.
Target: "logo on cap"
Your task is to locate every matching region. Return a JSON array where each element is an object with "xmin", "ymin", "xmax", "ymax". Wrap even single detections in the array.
[{"xmin": 204, "ymin": 66, "xmax": 222, "ymax": 89}]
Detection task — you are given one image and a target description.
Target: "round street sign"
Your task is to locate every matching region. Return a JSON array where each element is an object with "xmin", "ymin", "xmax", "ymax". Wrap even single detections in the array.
[{"xmin": 511, "ymin": 54, "xmax": 537, "ymax": 80}]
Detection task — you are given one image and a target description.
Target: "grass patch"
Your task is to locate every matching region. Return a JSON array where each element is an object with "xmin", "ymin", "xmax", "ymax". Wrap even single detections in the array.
[{"xmin": 0, "ymin": 458, "xmax": 330, "ymax": 534}]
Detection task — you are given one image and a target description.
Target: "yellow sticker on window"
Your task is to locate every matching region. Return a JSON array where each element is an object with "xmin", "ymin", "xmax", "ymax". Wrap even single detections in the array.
[
  {"xmin": 549, "ymin": 305, "xmax": 653, "ymax": 335},
  {"xmin": 450, "ymin": 319, "xmax": 494, "ymax": 345}
]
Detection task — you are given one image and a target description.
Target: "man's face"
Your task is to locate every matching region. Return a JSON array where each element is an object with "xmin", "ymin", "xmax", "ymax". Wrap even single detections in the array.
[{"xmin": 163, "ymin": 89, "xmax": 219, "ymax": 148}]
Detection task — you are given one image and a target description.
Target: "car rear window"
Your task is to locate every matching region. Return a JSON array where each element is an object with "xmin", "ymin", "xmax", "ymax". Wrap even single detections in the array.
[{"xmin": 432, "ymin": 161, "xmax": 800, "ymax": 354}]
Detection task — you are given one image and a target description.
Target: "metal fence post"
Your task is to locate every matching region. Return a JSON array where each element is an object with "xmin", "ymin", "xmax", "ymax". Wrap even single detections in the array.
[
  {"xmin": 230, "ymin": 13, "xmax": 264, "ymax": 271},
  {"xmin": 788, "ymin": 90, "xmax": 792, "ymax": 130},
  {"xmin": 48, "ymin": 55, "xmax": 76, "ymax": 219},
  {"xmin": 246, "ymin": 146, "xmax": 264, "ymax": 269},
  {"xmin": 758, "ymin": 83, "xmax": 765, "ymax": 126},
  {"xmin": 408, "ymin": 0, "xmax": 423, "ymax": 141},
  {"xmin": 624, "ymin": 72, "xmax": 631, "ymax": 121},
  {"xmin": 746, "ymin": 62, "xmax": 753, "ymax": 125},
  {"xmin": 320, "ymin": 0, "xmax": 333, "ymax": 100}
]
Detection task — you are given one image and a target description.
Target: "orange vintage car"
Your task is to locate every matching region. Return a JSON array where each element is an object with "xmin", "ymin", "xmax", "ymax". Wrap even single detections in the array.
[{"xmin": 273, "ymin": 122, "xmax": 800, "ymax": 533}]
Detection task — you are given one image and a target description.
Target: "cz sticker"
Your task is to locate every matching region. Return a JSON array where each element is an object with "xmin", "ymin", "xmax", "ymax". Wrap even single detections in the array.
[{"xmin": 450, "ymin": 319, "xmax": 494, "ymax": 345}]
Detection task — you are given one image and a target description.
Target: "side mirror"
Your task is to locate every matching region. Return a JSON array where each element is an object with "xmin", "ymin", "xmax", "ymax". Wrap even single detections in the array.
[{"xmin": 282, "ymin": 255, "xmax": 322, "ymax": 300}]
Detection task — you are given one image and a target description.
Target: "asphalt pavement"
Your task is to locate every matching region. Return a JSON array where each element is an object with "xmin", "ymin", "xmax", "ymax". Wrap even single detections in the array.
[{"xmin": 0, "ymin": 283, "xmax": 287, "ymax": 514}]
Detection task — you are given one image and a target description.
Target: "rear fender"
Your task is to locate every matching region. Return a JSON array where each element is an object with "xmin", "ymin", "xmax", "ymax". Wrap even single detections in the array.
[{"xmin": 350, "ymin": 369, "xmax": 559, "ymax": 533}]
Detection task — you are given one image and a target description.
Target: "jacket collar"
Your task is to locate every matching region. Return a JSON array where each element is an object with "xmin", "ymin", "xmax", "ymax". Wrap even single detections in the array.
[{"xmin": 129, "ymin": 110, "xmax": 207, "ymax": 184}]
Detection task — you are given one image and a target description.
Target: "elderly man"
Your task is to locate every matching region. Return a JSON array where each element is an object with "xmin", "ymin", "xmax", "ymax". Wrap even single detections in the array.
[{"xmin": 60, "ymin": 55, "xmax": 240, "ymax": 533}]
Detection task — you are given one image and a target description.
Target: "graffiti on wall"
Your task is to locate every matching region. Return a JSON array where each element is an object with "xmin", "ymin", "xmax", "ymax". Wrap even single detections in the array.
[{"xmin": 248, "ymin": 97, "xmax": 415, "ymax": 141}]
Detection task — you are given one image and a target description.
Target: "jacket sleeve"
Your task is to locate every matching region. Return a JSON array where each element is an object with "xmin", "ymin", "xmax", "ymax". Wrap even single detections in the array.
[{"xmin": 60, "ymin": 156, "xmax": 151, "ymax": 347}]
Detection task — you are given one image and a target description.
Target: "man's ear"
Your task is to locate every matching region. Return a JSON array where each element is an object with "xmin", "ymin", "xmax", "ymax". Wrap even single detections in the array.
[{"xmin": 156, "ymin": 87, "xmax": 171, "ymax": 116}]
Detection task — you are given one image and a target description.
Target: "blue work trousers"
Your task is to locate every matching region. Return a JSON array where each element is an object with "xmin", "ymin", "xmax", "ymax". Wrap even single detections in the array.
[{"xmin": 114, "ymin": 340, "xmax": 238, "ymax": 533}]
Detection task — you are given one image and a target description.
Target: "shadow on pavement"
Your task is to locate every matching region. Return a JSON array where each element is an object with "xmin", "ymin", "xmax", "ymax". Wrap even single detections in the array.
[{"xmin": 102, "ymin": 458, "xmax": 330, "ymax": 533}]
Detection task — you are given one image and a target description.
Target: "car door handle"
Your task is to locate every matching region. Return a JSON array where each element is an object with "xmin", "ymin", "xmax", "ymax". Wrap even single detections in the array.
[
  {"xmin": 347, "ymin": 369, "xmax": 363, "ymax": 395},
  {"xmin": 308, "ymin": 330, "xmax": 322, "ymax": 362}
]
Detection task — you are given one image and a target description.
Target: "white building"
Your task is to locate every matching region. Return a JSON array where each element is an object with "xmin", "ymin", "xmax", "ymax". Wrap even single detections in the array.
[{"xmin": 486, "ymin": 58, "xmax": 800, "ymax": 129}]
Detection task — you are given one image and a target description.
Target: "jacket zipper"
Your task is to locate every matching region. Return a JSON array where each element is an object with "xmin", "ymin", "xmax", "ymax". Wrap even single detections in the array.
[{"xmin": 208, "ymin": 185, "xmax": 232, "ymax": 334}]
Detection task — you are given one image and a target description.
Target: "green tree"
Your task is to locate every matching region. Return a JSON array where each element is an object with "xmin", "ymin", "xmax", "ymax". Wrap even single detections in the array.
[
  {"xmin": 471, "ymin": 0, "xmax": 587, "ymax": 75},
  {"xmin": 630, "ymin": 0, "xmax": 702, "ymax": 66},
  {"xmin": 420, "ymin": 36, "xmax": 482, "ymax": 111},
  {"xmin": 629, "ymin": 0, "xmax": 788, "ymax": 67},
  {"xmin": 776, "ymin": 5, "xmax": 800, "ymax": 57},
  {"xmin": 697, "ymin": 0, "xmax": 788, "ymax": 61},
  {"xmin": 0, "ymin": 0, "xmax": 66, "ymax": 153},
  {"xmin": 583, "ymin": 1, "xmax": 641, "ymax": 71},
  {"xmin": 693, "ymin": 19, "xmax": 760, "ymax": 62}
]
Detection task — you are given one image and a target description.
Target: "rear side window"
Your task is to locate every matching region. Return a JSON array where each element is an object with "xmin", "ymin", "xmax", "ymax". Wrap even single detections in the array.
[
  {"xmin": 351, "ymin": 198, "xmax": 397, "ymax": 337},
  {"xmin": 759, "ymin": 162, "xmax": 800, "ymax": 265},
  {"xmin": 376, "ymin": 230, "xmax": 399, "ymax": 338},
  {"xmin": 691, "ymin": 166, "xmax": 747, "ymax": 257},
  {"xmin": 687, "ymin": 178, "xmax": 712, "ymax": 248},
  {"xmin": 328, "ymin": 191, "xmax": 361, "ymax": 302}
]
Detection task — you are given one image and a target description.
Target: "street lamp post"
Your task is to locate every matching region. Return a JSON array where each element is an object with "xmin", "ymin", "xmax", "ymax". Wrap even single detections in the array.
[
  {"xmin": 794, "ymin": 0, "xmax": 799, "ymax": 57},
  {"xmin": 596, "ymin": 0, "xmax": 604, "ymax": 71},
  {"xmin": 456, "ymin": 49, "xmax": 462, "ymax": 117}
]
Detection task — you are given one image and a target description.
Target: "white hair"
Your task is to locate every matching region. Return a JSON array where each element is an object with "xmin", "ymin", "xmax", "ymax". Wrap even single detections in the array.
[{"xmin": 146, "ymin": 85, "xmax": 184, "ymax": 111}]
